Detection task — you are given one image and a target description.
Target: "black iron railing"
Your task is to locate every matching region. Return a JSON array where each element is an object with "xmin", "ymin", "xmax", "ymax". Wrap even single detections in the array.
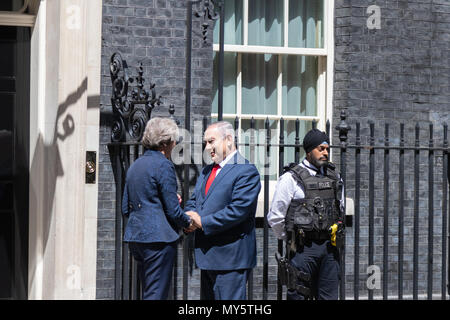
[
  {"xmin": 109, "ymin": 113, "xmax": 449, "ymax": 300},
  {"xmin": 107, "ymin": 0, "xmax": 449, "ymax": 300}
]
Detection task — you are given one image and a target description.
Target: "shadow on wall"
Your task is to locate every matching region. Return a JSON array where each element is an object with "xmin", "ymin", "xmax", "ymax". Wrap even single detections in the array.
[{"xmin": 28, "ymin": 77, "xmax": 88, "ymax": 293}]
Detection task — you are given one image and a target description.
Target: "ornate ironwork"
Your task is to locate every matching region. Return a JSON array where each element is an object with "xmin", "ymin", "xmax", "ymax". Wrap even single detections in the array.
[
  {"xmin": 109, "ymin": 52, "xmax": 163, "ymax": 142},
  {"xmin": 335, "ymin": 109, "xmax": 351, "ymax": 147},
  {"xmin": 194, "ymin": 0, "xmax": 221, "ymax": 43}
]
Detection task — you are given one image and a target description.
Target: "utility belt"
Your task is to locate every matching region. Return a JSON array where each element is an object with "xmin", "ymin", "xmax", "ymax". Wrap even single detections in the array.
[
  {"xmin": 303, "ymin": 230, "xmax": 331, "ymax": 241},
  {"xmin": 290, "ymin": 222, "xmax": 345, "ymax": 250}
]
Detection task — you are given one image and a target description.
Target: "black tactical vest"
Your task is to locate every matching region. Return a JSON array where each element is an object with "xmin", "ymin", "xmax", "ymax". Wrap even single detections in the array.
[{"xmin": 284, "ymin": 162, "xmax": 343, "ymax": 233}]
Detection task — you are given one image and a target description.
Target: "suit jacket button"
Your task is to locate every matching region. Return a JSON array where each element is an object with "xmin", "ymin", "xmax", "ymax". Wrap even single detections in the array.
[{"xmin": 138, "ymin": 203, "xmax": 142, "ymax": 209}]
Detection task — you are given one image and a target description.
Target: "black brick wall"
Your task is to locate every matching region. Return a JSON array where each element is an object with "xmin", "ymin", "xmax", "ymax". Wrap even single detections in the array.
[{"xmin": 334, "ymin": 0, "xmax": 450, "ymax": 299}]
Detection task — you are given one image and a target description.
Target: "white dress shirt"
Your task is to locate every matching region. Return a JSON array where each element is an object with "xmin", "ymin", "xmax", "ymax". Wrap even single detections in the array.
[
  {"xmin": 267, "ymin": 159, "xmax": 345, "ymax": 241},
  {"xmin": 215, "ymin": 150, "xmax": 237, "ymax": 176}
]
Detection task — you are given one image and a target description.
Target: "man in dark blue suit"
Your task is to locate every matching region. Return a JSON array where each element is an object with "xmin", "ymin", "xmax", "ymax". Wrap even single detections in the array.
[{"xmin": 184, "ymin": 121, "xmax": 261, "ymax": 300}]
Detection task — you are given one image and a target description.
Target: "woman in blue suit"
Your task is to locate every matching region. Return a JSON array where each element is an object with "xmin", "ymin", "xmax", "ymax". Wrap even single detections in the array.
[{"xmin": 122, "ymin": 117, "xmax": 195, "ymax": 300}]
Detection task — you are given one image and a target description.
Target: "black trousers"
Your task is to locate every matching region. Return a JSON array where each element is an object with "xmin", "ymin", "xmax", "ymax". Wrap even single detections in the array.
[
  {"xmin": 200, "ymin": 269, "xmax": 251, "ymax": 300},
  {"xmin": 129, "ymin": 241, "xmax": 177, "ymax": 300},
  {"xmin": 287, "ymin": 239, "xmax": 340, "ymax": 300}
]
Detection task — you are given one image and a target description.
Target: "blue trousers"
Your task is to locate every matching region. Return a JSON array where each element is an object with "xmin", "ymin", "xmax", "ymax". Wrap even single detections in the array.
[
  {"xmin": 200, "ymin": 269, "xmax": 250, "ymax": 300},
  {"xmin": 129, "ymin": 241, "xmax": 177, "ymax": 300},
  {"xmin": 287, "ymin": 239, "xmax": 340, "ymax": 300}
]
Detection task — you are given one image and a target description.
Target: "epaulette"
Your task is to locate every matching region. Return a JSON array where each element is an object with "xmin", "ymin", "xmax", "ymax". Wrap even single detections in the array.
[
  {"xmin": 324, "ymin": 161, "xmax": 340, "ymax": 181},
  {"xmin": 282, "ymin": 162, "xmax": 298, "ymax": 174},
  {"xmin": 327, "ymin": 161, "xmax": 336, "ymax": 170}
]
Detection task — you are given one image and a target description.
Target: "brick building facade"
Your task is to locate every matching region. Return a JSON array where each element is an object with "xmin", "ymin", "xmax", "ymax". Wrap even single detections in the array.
[
  {"xmin": 333, "ymin": 0, "xmax": 450, "ymax": 298},
  {"xmin": 96, "ymin": 0, "xmax": 450, "ymax": 300}
]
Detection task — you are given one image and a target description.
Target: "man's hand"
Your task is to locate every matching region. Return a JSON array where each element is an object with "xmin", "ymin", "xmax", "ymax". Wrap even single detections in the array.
[
  {"xmin": 187, "ymin": 211, "xmax": 202, "ymax": 229},
  {"xmin": 184, "ymin": 211, "xmax": 202, "ymax": 233}
]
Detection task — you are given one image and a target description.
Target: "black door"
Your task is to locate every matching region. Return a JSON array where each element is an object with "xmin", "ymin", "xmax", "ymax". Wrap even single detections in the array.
[{"xmin": 0, "ymin": 22, "xmax": 30, "ymax": 300}]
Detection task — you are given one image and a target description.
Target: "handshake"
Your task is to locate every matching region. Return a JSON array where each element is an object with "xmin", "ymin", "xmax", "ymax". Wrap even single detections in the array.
[{"xmin": 184, "ymin": 211, "xmax": 202, "ymax": 233}]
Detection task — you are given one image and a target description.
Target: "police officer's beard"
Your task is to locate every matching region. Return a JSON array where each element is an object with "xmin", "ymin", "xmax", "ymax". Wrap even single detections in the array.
[{"xmin": 310, "ymin": 156, "xmax": 328, "ymax": 169}]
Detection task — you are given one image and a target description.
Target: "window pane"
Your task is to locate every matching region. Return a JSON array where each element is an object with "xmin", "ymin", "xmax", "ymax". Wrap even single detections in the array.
[
  {"xmin": 248, "ymin": 0, "xmax": 283, "ymax": 47},
  {"xmin": 212, "ymin": 52, "xmax": 237, "ymax": 114},
  {"xmin": 240, "ymin": 119, "xmax": 278, "ymax": 180},
  {"xmin": 282, "ymin": 120, "xmax": 313, "ymax": 166},
  {"xmin": 282, "ymin": 55, "xmax": 318, "ymax": 116},
  {"xmin": 242, "ymin": 54, "xmax": 278, "ymax": 115},
  {"xmin": 213, "ymin": 0, "xmax": 243, "ymax": 45},
  {"xmin": 288, "ymin": 0, "xmax": 324, "ymax": 48}
]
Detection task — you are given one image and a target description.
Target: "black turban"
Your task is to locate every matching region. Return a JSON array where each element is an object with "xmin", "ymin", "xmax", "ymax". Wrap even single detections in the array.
[{"xmin": 303, "ymin": 129, "xmax": 330, "ymax": 153}]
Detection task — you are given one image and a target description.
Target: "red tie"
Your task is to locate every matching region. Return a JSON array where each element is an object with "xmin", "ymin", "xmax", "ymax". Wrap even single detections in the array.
[{"xmin": 205, "ymin": 164, "xmax": 220, "ymax": 195}]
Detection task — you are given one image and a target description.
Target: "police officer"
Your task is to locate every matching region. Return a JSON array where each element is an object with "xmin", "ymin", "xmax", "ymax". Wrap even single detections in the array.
[{"xmin": 268, "ymin": 128, "xmax": 345, "ymax": 300}]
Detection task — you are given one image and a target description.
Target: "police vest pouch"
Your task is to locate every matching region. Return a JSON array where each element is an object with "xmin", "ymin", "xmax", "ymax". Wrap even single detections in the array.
[{"xmin": 286, "ymin": 199, "xmax": 314, "ymax": 232}]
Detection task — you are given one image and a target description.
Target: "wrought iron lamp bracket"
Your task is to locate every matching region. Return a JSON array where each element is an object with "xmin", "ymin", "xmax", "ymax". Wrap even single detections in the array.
[
  {"xmin": 194, "ymin": 0, "xmax": 222, "ymax": 43},
  {"xmin": 335, "ymin": 109, "xmax": 351, "ymax": 148},
  {"xmin": 109, "ymin": 52, "xmax": 164, "ymax": 142}
]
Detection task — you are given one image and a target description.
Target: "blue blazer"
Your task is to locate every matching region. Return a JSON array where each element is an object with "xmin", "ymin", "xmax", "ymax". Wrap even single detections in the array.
[
  {"xmin": 185, "ymin": 152, "xmax": 261, "ymax": 270},
  {"xmin": 122, "ymin": 149, "xmax": 191, "ymax": 243}
]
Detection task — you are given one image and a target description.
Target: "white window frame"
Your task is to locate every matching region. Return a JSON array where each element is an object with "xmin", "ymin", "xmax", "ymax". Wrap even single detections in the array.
[
  {"xmin": 211, "ymin": 0, "xmax": 334, "ymax": 217},
  {"xmin": 212, "ymin": 0, "xmax": 334, "ymax": 142}
]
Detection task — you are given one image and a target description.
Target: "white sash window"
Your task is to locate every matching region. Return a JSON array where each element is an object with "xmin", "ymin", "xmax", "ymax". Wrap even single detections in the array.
[{"xmin": 211, "ymin": 0, "xmax": 334, "ymax": 179}]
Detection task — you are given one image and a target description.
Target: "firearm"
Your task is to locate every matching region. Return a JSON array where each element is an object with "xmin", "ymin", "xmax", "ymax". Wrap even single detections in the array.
[
  {"xmin": 275, "ymin": 251, "xmax": 288, "ymax": 286},
  {"xmin": 275, "ymin": 228, "xmax": 295, "ymax": 287},
  {"xmin": 275, "ymin": 250, "xmax": 312, "ymax": 297},
  {"xmin": 276, "ymin": 227, "xmax": 305, "ymax": 288}
]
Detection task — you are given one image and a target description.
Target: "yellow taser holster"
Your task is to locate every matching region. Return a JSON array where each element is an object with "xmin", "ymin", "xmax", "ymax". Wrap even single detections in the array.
[{"xmin": 330, "ymin": 223, "xmax": 338, "ymax": 246}]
